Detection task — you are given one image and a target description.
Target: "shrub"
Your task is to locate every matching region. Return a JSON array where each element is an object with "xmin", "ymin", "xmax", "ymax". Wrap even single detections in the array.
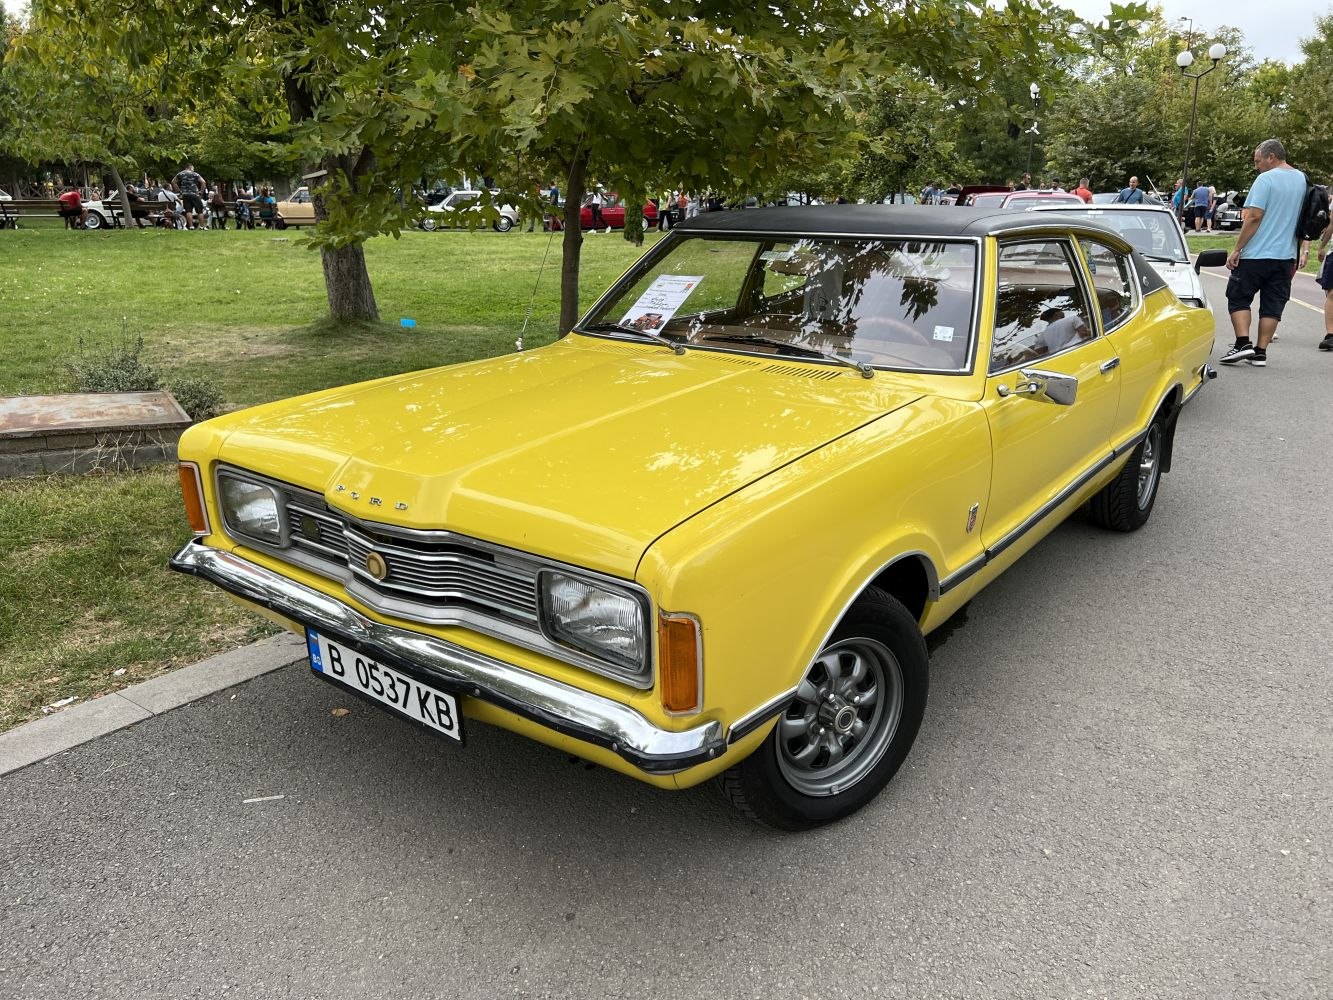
[
  {"xmin": 169, "ymin": 376, "xmax": 226, "ymax": 422},
  {"xmin": 63, "ymin": 335, "xmax": 161, "ymax": 393}
]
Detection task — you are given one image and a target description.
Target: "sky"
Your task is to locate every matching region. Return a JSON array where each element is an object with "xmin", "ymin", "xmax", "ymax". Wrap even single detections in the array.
[{"xmin": 1, "ymin": 0, "xmax": 1324, "ymax": 64}]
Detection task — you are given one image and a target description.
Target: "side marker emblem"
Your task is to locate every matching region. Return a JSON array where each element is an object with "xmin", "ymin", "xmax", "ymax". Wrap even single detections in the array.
[{"xmin": 967, "ymin": 503, "xmax": 979, "ymax": 533}]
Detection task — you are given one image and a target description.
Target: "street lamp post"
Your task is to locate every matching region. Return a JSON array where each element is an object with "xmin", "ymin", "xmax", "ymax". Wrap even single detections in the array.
[
  {"xmin": 1177, "ymin": 42, "xmax": 1227, "ymax": 218},
  {"xmin": 1025, "ymin": 83, "xmax": 1041, "ymax": 178}
]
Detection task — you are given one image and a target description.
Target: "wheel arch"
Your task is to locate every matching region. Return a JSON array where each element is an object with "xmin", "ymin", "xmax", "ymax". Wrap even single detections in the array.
[{"xmin": 866, "ymin": 551, "xmax": 938, "ymax": 624}]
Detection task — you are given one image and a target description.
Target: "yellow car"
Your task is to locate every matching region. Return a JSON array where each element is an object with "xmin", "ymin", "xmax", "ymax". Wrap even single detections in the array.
[{"xmin": 171, "ymin": 207, "xmax": 1222, "ymax": 829}]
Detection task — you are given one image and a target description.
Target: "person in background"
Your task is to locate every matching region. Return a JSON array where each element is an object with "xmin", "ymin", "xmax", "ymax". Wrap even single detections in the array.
[
  {"xmin": 1191, "ymin": 180, "xmax": 1213, "ymax": 232},
  {"xmin": 173, "ymin": 163, "xmax": 206, "ymax": 229},
  {"xmin": 208, "ymin": 186, "xmax": 229, "ymax": 230},
  {"xmin": 1205, "ymin": 184, "xmax": 1219, "ymax": 232},
  {"xmin": 1050, "ymin": 176, "xmax": 1065, "ymax": 192},
  {"xmin": 919, "ymin": 180, "xmax": 939, "ymax": 204},
  {"xmin": 254, "ymin": 186, "xmax": 277, "ymax": 227},
  {"xmin": 1315, "ymin": 208, "xmax": 1333, "ymax": 352},
  {"xmin": 588, "ymin": 186, "xmax": 607, "ymax": 232},
  {"xmin": 234, "ymin": 182, "xmax": 255, "ymax": 229},
  {"xmin": 1073, "ymin": 177, "xmax": 1094, "ymax": 203},
  {"xmin": 1170, "ymin": 178, "xmax": 1186, "ymax": 220},
  {"xmin": 1114, "ymin": 176, "xmax": 1145, "ymax": 204},
  {"xmin": 1218, "ymin": 139, "xmax": 1309, "ymax": 368},
  {"xmin": 57, "ymin": 185, "xmax": 88, "ymax": 228},
  {"xmin": 1014, "ymin": 173, "xmax": 1031, "ymax": 191}
]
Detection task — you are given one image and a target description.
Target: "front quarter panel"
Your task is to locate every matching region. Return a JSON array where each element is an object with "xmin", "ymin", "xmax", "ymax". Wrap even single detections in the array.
[{"xmin": 637, "ymin": 397, "xmax": 990, "ymax": 741}]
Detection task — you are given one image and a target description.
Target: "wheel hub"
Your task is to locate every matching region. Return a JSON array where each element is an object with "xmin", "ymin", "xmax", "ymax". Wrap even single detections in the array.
[{"xmin": 818, "ymin": 694, "xmax": 857, "ymax": 734}]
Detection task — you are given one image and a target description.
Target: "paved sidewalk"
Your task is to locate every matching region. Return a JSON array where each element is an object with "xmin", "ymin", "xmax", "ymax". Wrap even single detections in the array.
[{"xmin": 0, "ymin": 631, "xmax": 306, "ymax": 776}]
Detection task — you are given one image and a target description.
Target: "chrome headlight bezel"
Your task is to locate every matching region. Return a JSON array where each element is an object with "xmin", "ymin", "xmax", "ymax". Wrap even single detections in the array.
[
  {"xmin": 215, "ymin": 468, "xmax": 288, "ymax": 548},
  {"xmin": 536, "ymin": 568, "xmax": 652, "ymax": 681}
]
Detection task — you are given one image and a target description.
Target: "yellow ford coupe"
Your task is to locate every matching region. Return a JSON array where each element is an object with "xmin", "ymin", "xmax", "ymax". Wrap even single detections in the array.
[{"xmin": 171, "ymin": 207, "xmax": 1222, "ymax": 829}]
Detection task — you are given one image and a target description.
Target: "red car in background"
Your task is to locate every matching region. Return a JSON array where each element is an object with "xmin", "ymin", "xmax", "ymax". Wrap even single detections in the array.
[{"xmin": 547, "ymin": 191, "xmax": 660, "ymax": 231}]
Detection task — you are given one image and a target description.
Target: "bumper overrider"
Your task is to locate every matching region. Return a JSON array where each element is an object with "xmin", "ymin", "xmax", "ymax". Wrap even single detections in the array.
[{"xmin": 169, "ymin": 540, "xmax": 729, "ymax": 774}]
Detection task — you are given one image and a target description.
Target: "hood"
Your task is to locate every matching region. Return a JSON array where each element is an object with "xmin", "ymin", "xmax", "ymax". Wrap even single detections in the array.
[
  {"xmin": 215, "ymin": 338, "xmax": 923, "ymax": 577},
  {"xmin": 1147, "ymin": 258, "xmax": 1206, "ymax": 305}
]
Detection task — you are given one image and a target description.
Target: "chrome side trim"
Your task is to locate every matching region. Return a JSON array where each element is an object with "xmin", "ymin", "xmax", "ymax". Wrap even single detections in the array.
[
  {"xmin": 169, "ymin": 541, "xmax": 723, "ymax": 774},
  {"xmin": 727, "ymin": 687, "xmax": 799, "ymax": 744}
]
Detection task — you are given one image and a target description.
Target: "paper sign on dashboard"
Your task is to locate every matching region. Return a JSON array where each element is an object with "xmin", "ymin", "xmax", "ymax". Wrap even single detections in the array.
[{"xmin": 619, "ymin": 275, "xmax": 704, "ymax": 331}]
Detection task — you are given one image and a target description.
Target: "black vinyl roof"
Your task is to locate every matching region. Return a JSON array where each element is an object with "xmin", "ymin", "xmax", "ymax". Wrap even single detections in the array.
[{"xmin": 676, "ymin": 204, "xmax": 1116, "ymax": 240}]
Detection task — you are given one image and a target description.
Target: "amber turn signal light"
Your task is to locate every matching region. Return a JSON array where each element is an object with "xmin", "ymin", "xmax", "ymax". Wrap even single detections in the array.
[
  {"xmin": 658, "ymin": 612, "xmax": 702, "ymax": 715},
  {"xmin": 178, "ymin": 461, "xmax": 210, "ymax": 535}
]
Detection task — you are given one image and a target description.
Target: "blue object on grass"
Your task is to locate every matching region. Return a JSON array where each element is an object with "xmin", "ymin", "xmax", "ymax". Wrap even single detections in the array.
[{"xmin": 399, "ymin": 317, "xmax": 416, "ymax": 328}]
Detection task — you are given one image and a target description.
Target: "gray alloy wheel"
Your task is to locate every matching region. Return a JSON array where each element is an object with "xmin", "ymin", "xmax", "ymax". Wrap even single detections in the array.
[
  {"xmin": 420, "ymin": 217, "xmax": 438, "ymax": 232},
  {"xmin": 1136, "ymin": 423, "xmax": 1162, "ymax": 510},
  {"xmin": 83, "ymin": 212, "xmax": 104, "ymax": 230},
  {"xmin": 775, "ymin": 638, "xmax": 904, "ymax": 797},
  {"xmin": 494, "ymin": 215, "xmax": 514, "ymax": 232},
  {"xmin": 716, "ymin": 586, "xmax": 929, "ymax": 830}
]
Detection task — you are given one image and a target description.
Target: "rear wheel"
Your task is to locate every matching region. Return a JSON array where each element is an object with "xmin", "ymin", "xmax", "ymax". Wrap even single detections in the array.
[
  {"xmin": 84, "ymin": 212, "xmax": 105, "ymax": 230},
  {"xmin": 420, "ymin": 217, "xmax": 437, "ymax": 232},
  {"xmin": 1089, "ymin": 418, "xmax": 1163, "ymax": 532},
  {"xmin": 274, "ymin": 218, "xmax": 288, "ymax": 230},
  {"xmin": 718, "ymin": 587, "xmax": 928, "ymax": 830},
  {"xmin": 494, "ymin": 216, "xmax": 514, "ymax": 232}
]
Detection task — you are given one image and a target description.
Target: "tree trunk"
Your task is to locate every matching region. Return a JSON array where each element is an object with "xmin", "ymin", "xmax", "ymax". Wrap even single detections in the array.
[
  {"xmin": 558, "ymin": 151, "xmax": 588, "ymax": 336},
  {"xmin": 106, "ymin": 164, "xmax": 133, "ymax": 227},
  {"xmin": 321, "ymin": 244, "xmax": 379, "ymax": 320}
]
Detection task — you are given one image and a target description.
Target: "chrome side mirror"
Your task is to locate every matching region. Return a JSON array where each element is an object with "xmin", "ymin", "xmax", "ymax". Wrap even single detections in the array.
[{"xmin": 998, "ymin": 368, "xmax": 1078, "ymax": 406}]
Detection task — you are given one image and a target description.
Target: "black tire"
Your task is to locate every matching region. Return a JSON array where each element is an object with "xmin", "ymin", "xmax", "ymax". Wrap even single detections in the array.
[
  {"xmin": 494, "ymin": 216, "xmax": 514, "ymax": 232},
  {"xmin": 717, "ymin": 587, "xmax": 928, "ymax": 830},
  {"xmin": 1088, "ymin": 418, "xmax": 1164, "ymax": 532},
  {"xmin": 274, "ymin": 218, "xmax": 288, "ymax": 230}
]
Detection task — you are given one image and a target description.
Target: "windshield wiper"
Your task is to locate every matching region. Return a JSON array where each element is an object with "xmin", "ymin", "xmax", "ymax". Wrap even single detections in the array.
[
  {"xmin": 699, "ymin": 333, "xmax": 874, "ymax": 379},
  {"xmin": 578, "ymin": 322, "xmax": 686, "ymax": 355},
  {"xmin": 1140, "ymin": 252, "xmax": 1184, "ymax": 264}
]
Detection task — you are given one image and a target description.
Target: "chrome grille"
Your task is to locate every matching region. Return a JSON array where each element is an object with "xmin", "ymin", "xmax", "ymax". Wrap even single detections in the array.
[{"xmin": 277, "ymin": 488, "xmax": 539, "ymax": 628}]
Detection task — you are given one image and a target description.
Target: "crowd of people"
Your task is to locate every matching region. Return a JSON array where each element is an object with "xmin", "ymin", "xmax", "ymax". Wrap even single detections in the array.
[{"xmin": 52, "ymin": 165, "xmax": 281, "ymax": 230}]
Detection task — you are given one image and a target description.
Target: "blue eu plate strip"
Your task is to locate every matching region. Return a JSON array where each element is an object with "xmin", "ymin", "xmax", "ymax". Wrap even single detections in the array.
[{"xmin": 306, "ymin": 628, "xmax": 324, "ymax": 673}]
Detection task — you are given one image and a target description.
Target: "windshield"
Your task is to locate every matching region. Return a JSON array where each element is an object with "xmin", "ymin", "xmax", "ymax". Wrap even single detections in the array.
[
  {"xmin": 581, "ymin": 236, "xmax": 978, "ymax": 373},
  {"xmin": 1054, "ymin": 208, "xmax": 1188, "ymax": 262}
]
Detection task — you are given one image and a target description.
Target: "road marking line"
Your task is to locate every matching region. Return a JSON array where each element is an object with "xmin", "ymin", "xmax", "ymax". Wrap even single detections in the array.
[{"xmin": 1200, "ymin": 270, "xmax": 1323, "ymax": 314}]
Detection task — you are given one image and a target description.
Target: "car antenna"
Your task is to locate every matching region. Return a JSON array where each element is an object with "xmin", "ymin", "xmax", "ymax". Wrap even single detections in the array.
[{"xmin": 516, "ymin": 225, "xmax": 559, "ymax": 352}]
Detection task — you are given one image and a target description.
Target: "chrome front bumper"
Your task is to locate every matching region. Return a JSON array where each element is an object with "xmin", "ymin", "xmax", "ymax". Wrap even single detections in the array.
[{"xmin": 169, "ymin": 541, "xmax": 727, "ymax": 774}]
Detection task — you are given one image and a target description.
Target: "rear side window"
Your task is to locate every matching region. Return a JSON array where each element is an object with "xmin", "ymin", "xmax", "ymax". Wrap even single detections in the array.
[
  {"xmin": 1077, "ymin": 239, "xmax": 1138, "ymax": 332},
  {"xmin": 990, "ymin": 240, "xmax": 1096, "ymax": 373}
]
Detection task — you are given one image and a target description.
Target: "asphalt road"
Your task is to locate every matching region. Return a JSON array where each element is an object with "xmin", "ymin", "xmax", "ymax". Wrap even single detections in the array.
[{"xmin": 3, "ymin": 288, "xmax": 1331, "ymax": 1000}]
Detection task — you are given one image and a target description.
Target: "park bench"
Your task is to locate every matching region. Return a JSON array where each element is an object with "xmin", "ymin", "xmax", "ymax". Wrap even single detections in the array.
[{"xmin": 0, "ymin": 198, "xmax": 83, "ymax": 228}]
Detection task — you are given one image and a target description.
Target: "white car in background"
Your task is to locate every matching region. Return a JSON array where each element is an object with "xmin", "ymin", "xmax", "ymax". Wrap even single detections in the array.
[
  {"xmin": 1032, "ymin": 202, "xmax": 1223, "ymax": 310},
  {"xmin": 419, "ymin": 189, "xmax": 520, "ymax": 232}
]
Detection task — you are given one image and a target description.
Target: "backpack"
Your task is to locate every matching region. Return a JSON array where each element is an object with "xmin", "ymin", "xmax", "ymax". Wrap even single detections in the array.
[{"xmin": 1296, "ymin": 182, "xmax": 1330, "ymax": 241}]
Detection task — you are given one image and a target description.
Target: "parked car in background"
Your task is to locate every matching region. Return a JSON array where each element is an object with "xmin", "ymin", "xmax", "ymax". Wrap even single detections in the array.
[
  {"xmin": 275, "ymin": 186, "xmax": 316, "ymax": 228},
  {"xmin": 419, "ymin": 189, "xmax": 521, "ymax": 232},
  {"xmin": 171, "ymin": 205, "xmax": 1218, "ymax": 831},
  {"xmin": 546, "ymin": 191, "xmax": 660, "ymax": 231},
  {"xmin": 1031, "ymin": 202, "xmax": 1226, "ymax": 310},
  {"xmin": 1093, "ymin": 191, "xmax": 1166, "ymax": 207},
  {"xmin": 1213, "ymin": 191, "xmax": 1245, "ymax": 231},
  {"xmin": 966, "ymin": 190, "xmax": 1085, "ymax": 209}
]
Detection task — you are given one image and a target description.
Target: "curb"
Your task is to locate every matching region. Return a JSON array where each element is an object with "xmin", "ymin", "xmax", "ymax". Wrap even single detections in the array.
[{"xmin": 0, "ymin": 632, "xmax": 307, "ymax": 777}]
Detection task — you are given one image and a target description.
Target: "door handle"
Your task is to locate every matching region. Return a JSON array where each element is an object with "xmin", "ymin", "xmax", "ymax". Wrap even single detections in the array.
[{"xmin": 1100, "ymin": 357, "xmax": 1121, "ymax": 373}]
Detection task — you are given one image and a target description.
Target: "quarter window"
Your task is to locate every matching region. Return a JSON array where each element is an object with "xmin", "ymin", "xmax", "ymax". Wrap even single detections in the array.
[
  {"xmin": 1078, "ymin": 239, "xmax": 1137, "ymax": 332},
  {"xmin": 990, "ymin": 241, "xmax": 1096, "ymax": 373}
]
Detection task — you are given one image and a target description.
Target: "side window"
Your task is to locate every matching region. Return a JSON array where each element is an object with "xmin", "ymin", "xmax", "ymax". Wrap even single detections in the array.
[
  {"xmin": 990, "ymin": 240, "xmax": 1096, "ymax": 373},
  {"xmin": 1078, "ymin": 239, "xmax": 1137, "ymax": 332}
]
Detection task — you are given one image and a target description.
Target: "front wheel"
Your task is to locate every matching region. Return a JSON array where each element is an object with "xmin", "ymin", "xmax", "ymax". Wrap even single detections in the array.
[
  {"xmin": 717, "ymin": 587, "xmax": 928, "ymax": 830},
  {"xmin": 84, "ymin": 212, "xmax": 105, "ymax": 230},
  {"xmin": 274, "ymin": 218, "xmax": 288, "ymax": 230},
  {"xmin": 419, "ymin": 217, "xmax": 437, "ymax": 232},
  {"xmin": 493, "ymin": 216, "xmax": 514, "ymax": 232},
  {"xmin": 1088, "ymin": 418, "xmax": 1163, "ymax": 532}
]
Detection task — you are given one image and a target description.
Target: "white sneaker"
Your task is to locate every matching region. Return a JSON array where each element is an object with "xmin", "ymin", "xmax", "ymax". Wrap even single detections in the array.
[{"xmin": 604, "ymin": 227, "xmax": 612, "ymax": 234}]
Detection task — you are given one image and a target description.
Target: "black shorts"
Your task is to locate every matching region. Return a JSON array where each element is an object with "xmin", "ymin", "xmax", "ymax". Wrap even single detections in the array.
[
  {"xmin": 182, "ymin": 192, "xmax": 205, "ymax": 213},
  {"xmin": 1226, "ymin": 258, "xmax": 1295, "ymax": 319},
  {"xmin": 1319, "ymin": 254, "xmax": 1333, "ymax": 293},
  {"xmin": 1193, "ymin": 205, "xmax": 1208, "ymax": 221}
]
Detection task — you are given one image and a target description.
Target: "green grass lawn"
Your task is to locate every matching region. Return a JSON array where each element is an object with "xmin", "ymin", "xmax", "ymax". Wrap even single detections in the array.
[
  {"xmin": 1185, "ymin": 231, "xmax": 1322, "ymax": 275},
  {"xmin": 0, "ymin": 226, "xmax": 661, "ymax": 731}
]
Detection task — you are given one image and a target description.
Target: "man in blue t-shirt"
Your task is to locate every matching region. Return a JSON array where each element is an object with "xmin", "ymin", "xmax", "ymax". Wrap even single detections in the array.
[
  {"xmin": 1191, "ymin": 182, "xmax": 1212, "ymax": 231},
  {"xmin": 1219, "ymin": 139, "xmax": 1311, "ymax": 367},
  {"xmin": 1114, "ymin": 176, "xmax": 1145, "ymax": 204}
]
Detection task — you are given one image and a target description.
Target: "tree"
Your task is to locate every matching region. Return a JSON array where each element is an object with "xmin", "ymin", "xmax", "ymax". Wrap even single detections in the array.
[{"xmin": 1283, "ymin": 12, "xmax": 1333, "ymax": 181}]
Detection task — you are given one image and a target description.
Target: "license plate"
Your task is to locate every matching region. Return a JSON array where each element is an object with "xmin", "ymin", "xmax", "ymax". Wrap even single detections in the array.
[{"xmin": 306, "ymin": 630, "xmax": 462, "ymax": 742}]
